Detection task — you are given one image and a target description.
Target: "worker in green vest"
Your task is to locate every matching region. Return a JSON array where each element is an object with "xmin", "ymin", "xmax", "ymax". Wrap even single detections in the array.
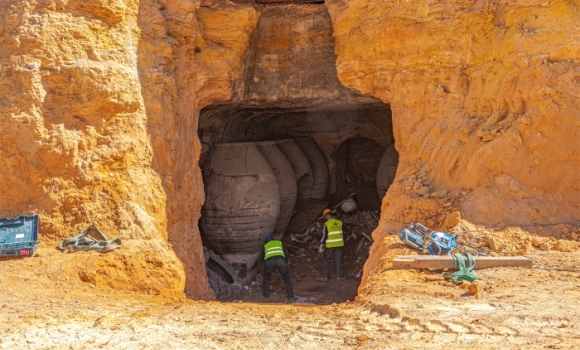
[
  {"xmin": 316, "ymin": 208, "xmax": 352, "ymax": 282},
  {"xmin": 262, "ymin": 235, "xmax": 294, "ymax": 301}
]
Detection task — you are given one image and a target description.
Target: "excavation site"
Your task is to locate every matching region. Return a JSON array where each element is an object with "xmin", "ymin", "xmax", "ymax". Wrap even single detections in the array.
[{"xmin": 1, "ymin": 0, "xmax": 579, "ymax": 348}]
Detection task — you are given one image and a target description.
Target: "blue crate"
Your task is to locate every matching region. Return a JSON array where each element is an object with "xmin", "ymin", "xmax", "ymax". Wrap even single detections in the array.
[{"xmin": 0, "ymin": 215, "xmax": 39, "ymax": 257}]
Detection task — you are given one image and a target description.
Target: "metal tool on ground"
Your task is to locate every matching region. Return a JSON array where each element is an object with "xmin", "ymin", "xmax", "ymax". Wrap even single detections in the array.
[
  {"xmin": 399, "ymin": 222, "xmax": 428, "ymax": 251},
  {"xmin": 399, "ymin": 222, "xmax": 457, "ymax": 255},
  {"xmin": 427, "ymin": 231, "xmax": 458, "ymax": 255},
  {"xmin": 57, "ymin": 225, "xmax": 122, "ymax": 253}
]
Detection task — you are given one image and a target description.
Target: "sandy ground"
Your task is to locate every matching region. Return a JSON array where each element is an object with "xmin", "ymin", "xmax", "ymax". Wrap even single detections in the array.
[{"xmin": 2, "ymin": 242, "xmax": 580, "ymax": 349}]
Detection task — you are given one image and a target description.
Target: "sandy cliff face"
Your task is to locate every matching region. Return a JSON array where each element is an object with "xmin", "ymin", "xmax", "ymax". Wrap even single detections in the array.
[
  {"xmin": 326, "ymin": 0, "xmax": 580, "ymax": 285},
  {"xmin": 2, "ymin": 0, "xmax": 578, "ymax": 298},
  {"xmin": 0, "ymin": 0, "xmax": 256, "ymax": 299},
  {"xmin": 137, "ymin": 0, "xmax": 257, "ymax": 298},
  {"xmin": 0, "ymin": 0, "xmax": 187, "ymax": 295}
]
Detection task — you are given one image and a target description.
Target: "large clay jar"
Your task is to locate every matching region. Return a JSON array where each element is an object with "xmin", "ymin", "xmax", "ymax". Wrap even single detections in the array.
[
  {"xmin": 275, "ymin": 139, "xmax": 313, "ymax": 210},
  {"xmin": 294, "ymin": 137, "xmax": 329, "ymax": 200},
  {"xmin": 255, "ymin": 141, "xmax": 298, "ymax": 239},
  {"xmin": 376, "ymin": 143, "xmax": 399, "ymax": 200},
  {"xmin": 200, "ymin": 142, "xmax": 281, "ymax": 269}
]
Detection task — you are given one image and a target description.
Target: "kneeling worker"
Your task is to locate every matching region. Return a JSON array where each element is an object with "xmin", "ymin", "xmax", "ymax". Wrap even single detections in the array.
[
  {"xmin": 316, "ymin": 208, "xmax": 352, "ymax": 282},
  {"xmin": 262, "ymin": 235, "xmax": 294, "ymax": 301}
]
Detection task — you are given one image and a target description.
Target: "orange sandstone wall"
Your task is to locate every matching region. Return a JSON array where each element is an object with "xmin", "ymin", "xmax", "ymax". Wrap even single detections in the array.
[
  {"xmin": 138, "ymin": 0, "xmax": 258, "ymax": 298},
  {"xmin": 2, "ymin": 0, "xmax": 578, "ymax": 299},
  {"xmin": 326, "ymin": 0, "xmax": 580, "ymax": 285},
  {"xmin": 0, "ymin": 0, "xmax": 187, "ymax": 295},
  {"xmin": 0, "ymin": 0, "xmax": 257, "ymax": 299}
]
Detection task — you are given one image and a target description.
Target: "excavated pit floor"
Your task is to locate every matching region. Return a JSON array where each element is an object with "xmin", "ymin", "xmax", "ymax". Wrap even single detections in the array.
[
  {"xmin": 239, "ymin": 230, "xmax": 370, "ymax": 305},
  {"xmin": 1, "ymin": 232, "xmax": 580, "ymax": 349},
  {"xmin": 221, "ymin": 210, "xmax": 378, "ymax": 305}
]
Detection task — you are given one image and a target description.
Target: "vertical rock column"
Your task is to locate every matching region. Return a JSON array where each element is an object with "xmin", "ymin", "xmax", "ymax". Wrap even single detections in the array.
[
  {"xmin": 326, "ymin": 0, "xmax": 580, "ymax": 290},
  {"xmin": 138, "ymin": 0, "xmax": 259, "ymax": 298},
  {"xmin": 0, "ymin": 0, "xmax": 185, "ymax": 295}
]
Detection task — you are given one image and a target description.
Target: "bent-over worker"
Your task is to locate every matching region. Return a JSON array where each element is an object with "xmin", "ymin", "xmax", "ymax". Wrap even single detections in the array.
[
  {"xmin": 316, "ymin": 208, "xmax": 352, "ymax": 282},
  {"xmin": 262, "ymin": 235, "xmax": 294, "ymax": 300}
]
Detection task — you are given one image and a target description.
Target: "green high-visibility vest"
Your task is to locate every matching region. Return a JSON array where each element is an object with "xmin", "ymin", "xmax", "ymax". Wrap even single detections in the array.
[
  {"xmin": 324, "ymin": 219, "xmax": 344, "ymax": 248},
  {"xmin": 264, "ymin": 240, "xmax": 285, "ymax": 260}
]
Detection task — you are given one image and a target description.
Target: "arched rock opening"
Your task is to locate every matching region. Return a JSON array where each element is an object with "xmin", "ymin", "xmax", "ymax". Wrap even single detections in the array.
[
  {"xmin": 191, "ymin": 2, "xmax": 403, "ymax": 303},
  {"xmin": 198, "ymin": 102, "xmax": 397, "ymax": 302}
]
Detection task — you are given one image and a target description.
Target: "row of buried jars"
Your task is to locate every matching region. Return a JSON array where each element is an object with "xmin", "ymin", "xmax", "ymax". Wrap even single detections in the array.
[
  {"xmin": 200, "ymin": 138, "xmax": 328, "ymax": 271},
  {"xmin": 200, "ymin": 138, "xmax": 326, "ymax": 270}
]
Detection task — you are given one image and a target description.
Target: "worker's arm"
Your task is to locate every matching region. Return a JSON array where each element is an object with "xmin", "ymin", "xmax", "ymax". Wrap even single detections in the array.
[
  {"xmin": 320, "ymin": 224, "xmax": 328, "ymax": 245},
  {"xmin": 318, "ymin": 224, "xmax": 328, "ymax": 253}
]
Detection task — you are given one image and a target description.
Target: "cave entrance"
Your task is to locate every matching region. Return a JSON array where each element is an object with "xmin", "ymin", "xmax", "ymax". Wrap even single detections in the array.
[
  {"xmin": 194, "ymin": 1, "xmax": 398, "ymax": 304},
  {"xmin": 197, "ymin": 102, "xmax": 398, "ymax": 304}
]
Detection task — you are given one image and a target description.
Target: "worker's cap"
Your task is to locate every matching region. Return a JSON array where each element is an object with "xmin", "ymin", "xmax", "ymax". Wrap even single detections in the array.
[
  {"xmin": 264, "ymin": 235, "xmax": 273, "ymax": 242},
  {"xmin": 322, "ymin": 208, "xmax": 332, "ymax": 216}
]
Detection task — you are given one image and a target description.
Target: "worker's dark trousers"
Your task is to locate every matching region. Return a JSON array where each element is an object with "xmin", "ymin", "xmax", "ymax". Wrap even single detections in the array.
[
  {"xmin": 322, "ymin": 247, "xmax": 343, "ymax": 279},
  {"xmin": 263, "ymin": 256, "xmax": 294, "ymax": 298}
]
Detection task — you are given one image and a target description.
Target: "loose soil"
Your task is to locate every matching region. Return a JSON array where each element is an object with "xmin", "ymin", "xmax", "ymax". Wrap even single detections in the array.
[{"xmin": 2, "ymin": 226, "xmax": 580, "ymax": 349}]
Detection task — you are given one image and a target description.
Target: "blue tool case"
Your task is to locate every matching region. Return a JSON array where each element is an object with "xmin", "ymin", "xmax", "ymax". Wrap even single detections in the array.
[{"xmin": 0, "ymin": 215, "xmax": 39, "ymax": 257}]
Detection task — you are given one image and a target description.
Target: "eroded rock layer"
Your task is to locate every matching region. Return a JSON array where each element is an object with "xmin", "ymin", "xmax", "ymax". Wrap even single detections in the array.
[
  {"xmin": 137, "ymin": 0, "xmax": 257, "ymax": 298},
  {"xmin": 325, "ymin": 0, "xmax": 580, "ymax": 286},
  {"xmin": 1, "ymin": 0, "xmax": 578, "ymax": 298},
  {"xmin": 0, "ymin": 0, "xmax": 188, "ymax": 296},
  {"xmin": 0, "ymin": 0, "xmax": 257, "ymax": 299}
]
